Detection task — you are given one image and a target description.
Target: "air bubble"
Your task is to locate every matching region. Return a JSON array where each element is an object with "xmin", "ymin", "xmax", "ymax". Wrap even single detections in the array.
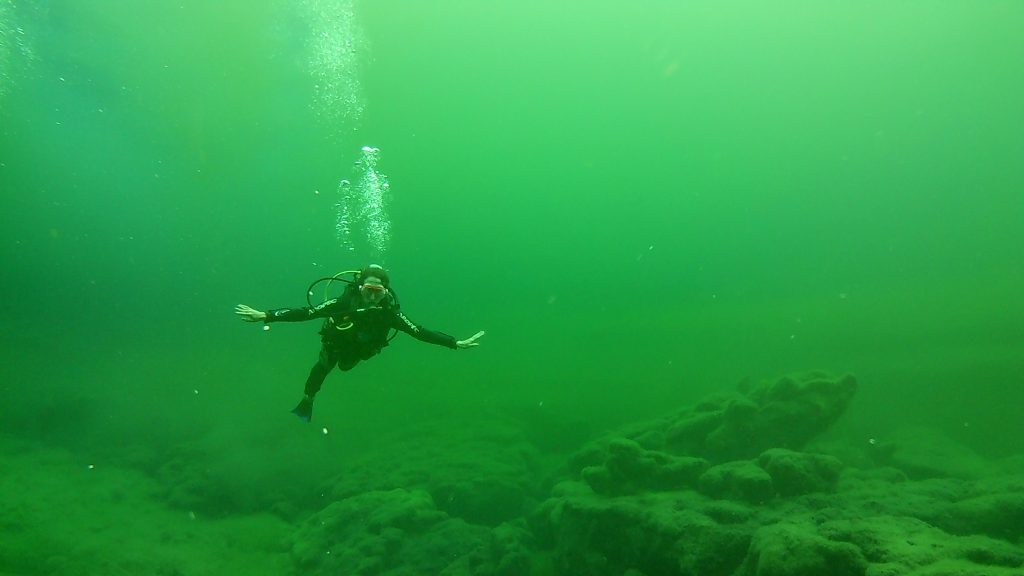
[
  {"xmin": 302, "ymin": 0, "xmax": 365, "ymax": 131},
  {"xmin": 335, "ymin": 146, "xmax": 391, "ymax": 260}
]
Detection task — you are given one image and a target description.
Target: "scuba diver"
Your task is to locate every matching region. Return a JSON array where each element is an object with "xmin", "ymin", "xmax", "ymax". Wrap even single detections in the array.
[{"xmin": 235, "ymin": 264, "xmax": 485, "ymax": 422}]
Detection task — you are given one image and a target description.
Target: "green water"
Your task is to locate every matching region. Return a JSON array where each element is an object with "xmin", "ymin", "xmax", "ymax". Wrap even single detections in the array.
[{"xmin": 1, "ymin": 1, "xmax": 1022, "ymax": 574}]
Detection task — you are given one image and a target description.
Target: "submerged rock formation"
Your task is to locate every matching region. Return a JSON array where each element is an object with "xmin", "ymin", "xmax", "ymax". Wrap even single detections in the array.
[
  {"xmin": 664, "ymin": 371, "xmax": 858, "ymax": 461},
  {"xmin": 568, "ymin": 372, "xmax": 857, "ymax": 498},
  {"xmin": 241, "ymin": 371, "xmax": 1022, "ymax": 576},
  {"xmin": 526, "ymin": 371, "xmax": 1024, "ymax": 576}
]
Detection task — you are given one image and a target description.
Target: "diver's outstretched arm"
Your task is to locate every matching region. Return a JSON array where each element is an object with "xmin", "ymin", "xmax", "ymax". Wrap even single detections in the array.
[
  {"xmin": 235, "ymin": 304, "xmax": 267, "ymax": 322},
  {"xmin": 456, "ymin": 330, "xmax": 486, "ymax": 349}
]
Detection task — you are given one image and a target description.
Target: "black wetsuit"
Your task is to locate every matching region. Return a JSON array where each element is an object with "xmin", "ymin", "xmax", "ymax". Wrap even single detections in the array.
[{"xmin": 264, "ymin": 287, "xmax": 457, "ymax": 398}]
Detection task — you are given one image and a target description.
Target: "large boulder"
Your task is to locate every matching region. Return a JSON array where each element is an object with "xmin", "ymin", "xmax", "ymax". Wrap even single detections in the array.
[
  {"xmin": 688, "ymin": 372, "xmax": 858, "ymax": 461},
  {"xmin": 325, "ymin": 420, "xmax": 541, "ymax": 528},
  {"xmin": 757, "ymin": 448, "xmax": 844, "ymax": 497},
  {"xmin": 946, "ymin": 475, "xmax": 1024, "ymax": 542},
  {"xmin": 291, "ymin": 488, "xmax": 532, "ymax": 576},
  {"xmin": 568, "ymin": 372, "xmax": 858, "ymax": 485},
  {"xmin": 698, "ymin": 460, "xmax": 775, "ymax": 504},
  {"xmin": 738, "ymin": 521, "xmax": 868, "ymax": 576},
  {"xmin": 530, "ymin": 484, "xmax": 754, "ymax": 576},
  {"xmin": 820, "ymin": 515, "xmax": 1024, "ymax": 576},
  {"xmin": 579, "ymin": 437, "xmax": 708, "ymax": 496}
]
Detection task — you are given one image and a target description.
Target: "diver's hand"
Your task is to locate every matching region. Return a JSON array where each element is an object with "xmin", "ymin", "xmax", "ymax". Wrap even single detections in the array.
[
  {"xmin": 456, "ymin": 330, "xmax": 485, "ymax": 349},
  {"xmin": 235, "ymin": 304, "xmax": 267, "ymax": 322}
]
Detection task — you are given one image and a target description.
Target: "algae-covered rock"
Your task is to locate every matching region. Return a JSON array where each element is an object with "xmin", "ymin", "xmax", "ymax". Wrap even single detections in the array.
[
  {"xmin": 699, "ymin": 372, "xmax": 858, "ymax": 461},
  {"xmin": 698, "ymin": 460, "xmax": 775, "ymax": 504},
  {"xmin": 430, "ymin": 476, "xmax": 527, "ymax": 527},
  {"xmin": 579, "ymin": 437, "xmax": 708, "ymax": 496},
  {"xmin": 291, "ymin": 488, "xmax": 532, "ymax": 575},
  {"xmin": 820, "ymin": 515, "xmax": 1024, "ymax": 576},
  {"xmin": 634, "ymin": 372, "xmax": 858, "ymax": 462},
  {"xmin": 902, "ymin": 560, "xmax": 1024, "ymax": 575},
  {"xmin": 569, "ymin": 372, "xmax": 858, "ymax": 490},
  {"xmin": 739, "ymin": 521, "xmax": 868, "ymax": 576},
  {"xmin": 946, "ymin": 474, "xmax": 1024, "ymax": 542},
  {"xmin": 325, "ymin": 419, "xmax": 541, "ymax": 528},
  {"xmin": 757, "ymin": 448, "xmax": 843, "ymax": 497},
  {"xmin": 530, "ymin": 485, "xmax": 753, "ymax": 576}
]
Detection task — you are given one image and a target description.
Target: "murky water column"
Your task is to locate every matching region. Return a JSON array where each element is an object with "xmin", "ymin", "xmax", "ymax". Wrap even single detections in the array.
[{"xmin": 336, "ymin": 146, "xmax": 391, "ymax": 260}]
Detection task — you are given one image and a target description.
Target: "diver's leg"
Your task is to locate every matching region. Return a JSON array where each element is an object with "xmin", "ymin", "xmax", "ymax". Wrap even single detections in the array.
[
  {"xmin": 305, "ymin": 345, "xmax": 336, "ymax": 397},
  {"xmin": 291, "ymin": 345, "xmax": 335, "ymax": 422},
  {"xmin": 296, "ymin": 352, "xmax": 361, "ymax": 419},
  {"xmin": 336, "ymin": 353, "xmax": 361, "ymax": 372}
]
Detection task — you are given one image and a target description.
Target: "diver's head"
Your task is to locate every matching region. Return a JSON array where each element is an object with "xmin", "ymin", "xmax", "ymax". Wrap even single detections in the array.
[
  {"xmin": 358, "ymin": 264, "xmax": 390, "ymax": 287},
  {"xmin": 358, "ymin": 265, "xmax": 390, "ymax": 304}
]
